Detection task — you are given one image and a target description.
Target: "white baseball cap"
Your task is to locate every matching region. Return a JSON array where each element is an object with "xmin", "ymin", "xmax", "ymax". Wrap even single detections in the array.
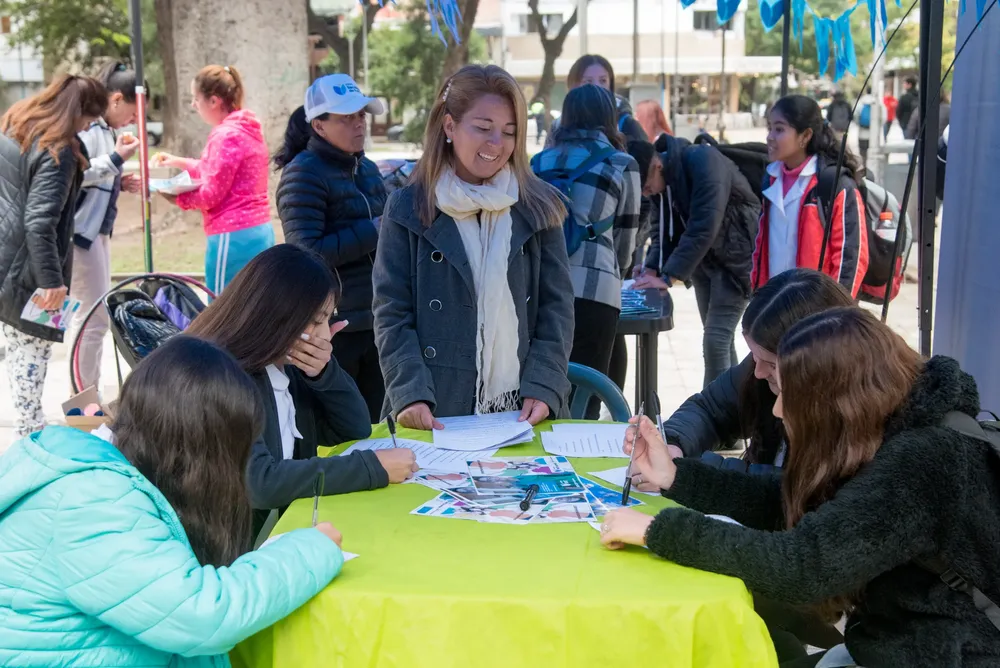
[{"xmin": 304, "ymin": 74, "xmax": 384, "ymax": 122}]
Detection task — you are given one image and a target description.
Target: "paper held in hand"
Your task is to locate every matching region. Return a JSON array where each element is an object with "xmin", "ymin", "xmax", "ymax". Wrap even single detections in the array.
[
  {"xmin": 20, "ymin": 289, "xmax": 80, "ymax": 331},
  {"xmin": 148, "ymin": 170, "xmax": 201, "ymax": 195},
  {"xmin": 431, "ymin": 412, "xmax": 535, "ymax": 451}
]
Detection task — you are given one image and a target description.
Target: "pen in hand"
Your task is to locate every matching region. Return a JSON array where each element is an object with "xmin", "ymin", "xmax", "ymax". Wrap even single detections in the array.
[
  {"xmin": 312, "ymin": 470, "xmax": 325, "ymax": 527},
  {"xmin": 387, "ymin": 414, "xmax": 399, "ymax": 448},
  {"xmin": 622, "ymin": 402, "xmax": 645, "ymax": 506}
]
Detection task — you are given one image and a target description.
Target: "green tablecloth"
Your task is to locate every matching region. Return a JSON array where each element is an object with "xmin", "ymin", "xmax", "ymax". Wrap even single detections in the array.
[{"xmin": 231, "ymin": 422, "xmax": 778, "ymax": 668}]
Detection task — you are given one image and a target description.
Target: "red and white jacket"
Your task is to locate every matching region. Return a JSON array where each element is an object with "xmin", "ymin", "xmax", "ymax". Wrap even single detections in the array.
[{"xmin": 751, "ymin": 156, "xmax": 869, "ymax": 298}]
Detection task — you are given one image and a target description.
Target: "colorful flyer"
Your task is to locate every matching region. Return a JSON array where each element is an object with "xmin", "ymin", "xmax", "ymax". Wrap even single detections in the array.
[
  {"xmin": 20, "ymin": 290, "xmax": 80, "ymax": 331},
  {"xmin": 535, "ymin": 494, "xmax": 597, "ymax": 523}
]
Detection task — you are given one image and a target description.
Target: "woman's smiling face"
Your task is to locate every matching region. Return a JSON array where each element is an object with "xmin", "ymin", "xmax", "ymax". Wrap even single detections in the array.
[{"xmin": 444, "ymin": 93, "xmax": 516, "ymax": 184}]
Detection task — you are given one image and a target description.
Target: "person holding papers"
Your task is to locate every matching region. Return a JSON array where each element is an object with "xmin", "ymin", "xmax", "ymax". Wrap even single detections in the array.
[
  {"xmin": 187, "ymin": 245, "xmax": 417, "ymax": 531},
  {"xmin": 600, "ymin": 308, "xmax": 1000, "ymax": 668},
  {"xmin": 650, "ymin": 269, "xmax": 853, "ymax": 474},
  {"xmin": 373, "ymin": 65, "xmax": 574, "ymax": 429},
  {"xmin": 0, "ymin": 336, "xmax": 345, "ymax": 667}
]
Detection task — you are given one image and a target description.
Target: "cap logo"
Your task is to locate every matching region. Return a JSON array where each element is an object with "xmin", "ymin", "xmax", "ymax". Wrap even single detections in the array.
[{"xmin": 332, "ymin": 82, "xmax": 362, "ymax": 96}]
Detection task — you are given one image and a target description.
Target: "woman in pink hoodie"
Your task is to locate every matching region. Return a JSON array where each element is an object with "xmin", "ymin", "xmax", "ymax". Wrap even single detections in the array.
[{"xmin": 154, "ymin": 65, "xmax": 273, "ymax": 295}]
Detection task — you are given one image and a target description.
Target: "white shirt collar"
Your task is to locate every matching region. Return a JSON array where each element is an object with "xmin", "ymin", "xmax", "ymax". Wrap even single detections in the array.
[{"xmin": 265, "ymin": 364, "xmax": 291, "ymax": 392}]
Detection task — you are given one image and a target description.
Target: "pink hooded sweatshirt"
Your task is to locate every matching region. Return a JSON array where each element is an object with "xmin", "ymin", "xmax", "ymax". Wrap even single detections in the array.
[{"xmin": 175, "ymin": 109, "xmax": 271, "ymax": 236}]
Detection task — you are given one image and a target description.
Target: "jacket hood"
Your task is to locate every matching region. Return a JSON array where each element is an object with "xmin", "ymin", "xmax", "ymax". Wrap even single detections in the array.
[
  {"xmin": 222, "ymin": 109, "xmax": 265, "ymax": 141},
  {"xmin": 0, "ymin": 426, "xmax": 132, "ymax": 515},
  {"xmin": 885, "ymin": 355, "xmax": 981, "ymax": 438}
]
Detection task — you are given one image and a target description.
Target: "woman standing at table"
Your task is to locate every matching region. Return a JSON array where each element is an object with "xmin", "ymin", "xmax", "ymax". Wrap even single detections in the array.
[
  {"xmin": 0, "ymin": 336, "xmax": 345, "ymax": 667},
  {"xmin": 186, "ymin": 245, "xmax": 417, "ymax": 529},
  {"xmin": 373, "ymin": 64, "xmax": 575, "ymax": 429},
  {"xmin": 600, "ymin": 308, "xmax": 1000, "ymax": 668},
  {"xmin": 154, "ymin": 65, "xmax": 273, "ymax": 295},
  {"xmin": 530, "ymin": 84, "xmax": 640, "ymax": 419}
]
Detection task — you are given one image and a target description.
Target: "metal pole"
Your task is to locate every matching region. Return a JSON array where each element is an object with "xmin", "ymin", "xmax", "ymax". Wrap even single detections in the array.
[
  {"xmin": 916, "ymin": 0, "xmax": 944, "ymax": 355},
  {"xmin": 869, "ymin": 10, "xmax": 886, "ymax": 182},
  {"xmin": 348, "ymin": 33, "xmax": 355, "ymax": 80},
  {"xmin": 780, "ymin": 0, "xmax": 791, "ymax": 96},
  {"xmin": 660, "ymin": 0, "xmax": 666, "ymax": 109},
  {"xmin": 718, "ymin": 21, "xmax": 726, "ymax": 141},
  {"xmin": 362, "ymin": 4, "xmax": 369, "ymax": 89},
  {"xmin": 579, "ymin": 0, "xmax": 588, "ymax": 55},
  {"xmin": 672, "ymin": 0, "xmax": 680, "ymax": 131},
  {"xmin": 632, "ymin": 0, "xmax": 639, "ymax": 87},
  {"xmin": 129, "ymin": 0, "xmax": 153, "ymax": 272}
]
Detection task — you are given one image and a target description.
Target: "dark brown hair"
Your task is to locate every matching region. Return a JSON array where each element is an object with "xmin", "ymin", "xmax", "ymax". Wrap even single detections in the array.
[
  {"xmin": 96, "ymin": 61, "xmax": 139, "ymax": 103},
  {"xmin": 554, "ymin": 84, "xmax": 625, "ymax": 151},
  {"xmin": 740, "ymin": 269, "xmax": 855, "ymax": 464},
  {"xmin": 1, "ymin": 74, "xmax": 107, "ymax": 166},
  {"xmin": 194, "ymin": 64, "xmax": 245, "ymax": 112},
  {"xmin": 567, "ymin": 54, "xmax": 615, "ymax": 93},
  {"xmin": 113, "ymin": 336, "xmax": 264, "ymax": 566},
  {"xmin": 186, "ymin": 244, "xmax": 338, "ymax": 374},
  {"xmin": 411, "ymin": 64, "xmax": 565, "ymax": 229},
  {"xmin": 777, "ymin": 307, "xmax": 923, "ymax": 613}
]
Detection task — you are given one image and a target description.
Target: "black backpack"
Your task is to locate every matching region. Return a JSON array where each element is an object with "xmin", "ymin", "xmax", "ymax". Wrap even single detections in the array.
[
  {"xmin": 693, "ymin": 133, "xmax": 770, "ymax": 202},
  {"xmin": 921, "ymin": 411, "xmax": 1000, "ymax": 632},
  {"xmin": 533, "ymin": 146, "xmax": 618, "ymax": 256}
]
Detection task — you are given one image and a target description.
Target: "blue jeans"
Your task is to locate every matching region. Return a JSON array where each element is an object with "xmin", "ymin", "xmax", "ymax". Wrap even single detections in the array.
[{"xmin": 691, "ymin": 266, "xmax": 748, "ymax": 388}]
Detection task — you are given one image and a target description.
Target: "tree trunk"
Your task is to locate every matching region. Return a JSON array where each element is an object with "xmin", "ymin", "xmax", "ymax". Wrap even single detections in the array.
[
  {"xmin": 310, "ymin": 2, "xmax": 380, "ymax": 82},
  {"xmin": 528, "ymin": 1, "xmax": 577, "ymax": 132},
  {"xmin": 441, "ymin": 0, "xmax": 481, "ymax": 82}
]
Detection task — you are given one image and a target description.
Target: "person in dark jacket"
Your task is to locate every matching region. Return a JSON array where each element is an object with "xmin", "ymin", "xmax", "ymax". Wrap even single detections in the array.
[
  {"xmin": 373, "ymin": 65, "xmax": 574, "ymax": 428},
  {"xmin": 275, "ymin": 74, "xmax": 388, "ymax": 422},
  {"xmin": 655, "ymin": 269, "xmax": 854, "ymax": 473},
  {"xmin": 0, "ymin": 75, "xmax": 107, "ymax": 438},
  {"xmin": 628, "ymin": 136, "xmax": 760, "ymax": 387},
  {"xmin": 186, "ymin": 245, "xmax": 417, "ymax": 534},
  {"xmin": 896, "ymin": 75, "xmax": 919, "ymax": 137},
  {"xmin": 602, "ymin": 308, "xmax": 1000, "ymax": 668}
]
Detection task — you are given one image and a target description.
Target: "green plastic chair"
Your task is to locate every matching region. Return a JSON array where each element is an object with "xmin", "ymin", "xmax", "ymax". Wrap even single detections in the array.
[{"xmin": 567, "ymin": 362, "xmax": 632, "ymax": 422}]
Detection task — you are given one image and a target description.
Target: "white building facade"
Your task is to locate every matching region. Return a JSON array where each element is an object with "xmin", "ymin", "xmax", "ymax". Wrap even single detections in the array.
[{"xmin": 0, "ymin": 16, "xmax": 45, "ymax": 111}]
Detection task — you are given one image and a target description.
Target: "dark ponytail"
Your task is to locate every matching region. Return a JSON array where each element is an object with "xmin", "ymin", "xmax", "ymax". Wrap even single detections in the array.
[
  {"xmin": 96, "ymin": 61, "xmax": 138, "ymax": 104},
  {"xmin": 772, "ymin": 95, "xmax": 864, "ymax": 183},
  {"xmin": 272, "ymin": 105, "xmax": 312, "ymax": 169}
]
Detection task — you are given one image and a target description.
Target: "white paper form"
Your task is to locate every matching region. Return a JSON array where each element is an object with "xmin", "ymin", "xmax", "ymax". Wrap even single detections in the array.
[
  {"xmin": 340, "ymin": 438, "xmax": 497, "ymax": 473},
  {"xmin": 432, "ymin": 412, "xmax": 534, "ymax": 451},
  {"xmin": 541, "ymin": 424, "xmax": 630, "ymax": 458},
  {"xmin": 260, "ymin": 533, "xmax": 359, "ymax": 560},
  {"xmin": 587, "ymin": 466, "xmax": 664, "ymax": 497}
]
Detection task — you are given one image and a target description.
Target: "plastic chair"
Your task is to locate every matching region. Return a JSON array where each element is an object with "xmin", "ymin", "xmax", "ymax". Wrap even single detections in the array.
[{"xmin": 567, "ymin": 362, "xmax": 632, "ymax": 422}]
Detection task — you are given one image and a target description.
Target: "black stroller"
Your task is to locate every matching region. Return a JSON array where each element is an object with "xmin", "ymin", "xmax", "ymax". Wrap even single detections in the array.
[{"xmin": 70, "ymin": 274, "xmax": 212, "ymax": 394}]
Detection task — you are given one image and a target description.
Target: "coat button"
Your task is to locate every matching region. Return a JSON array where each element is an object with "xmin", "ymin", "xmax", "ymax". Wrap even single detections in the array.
[
  {"xmin": 429, "ymin": 299, "xmax": 442, "ymax": 311},
  {"xmin": 431, "ymin": 251, "xmax": 444, "ymax": 263},
  {"xmin": 423, "ymin": 346, "xmax": 437, "ymax": 359}
]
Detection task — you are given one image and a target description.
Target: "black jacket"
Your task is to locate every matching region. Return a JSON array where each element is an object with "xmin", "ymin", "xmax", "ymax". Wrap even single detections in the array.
[
  {"xmin": 647, "ymin": 356, "xmax": 1000, "ymax": 667},
  {"xmin": 246, "ymin": 357, "xmax": 386, "ymax": 518},
  {"xmin": 614, "ymin": 94, "xmax": 648, "ymax": 145},
  {"xmin": 0, "ymin": 137, "xmax": 84, "ymax": 342},
  {"xmin": 897, "ymin": 89, "xmax": 919, "ymax": 135},
  {"xmin": 644, "ymin": 134, "xmax": 760, "ymax": 296},
  {"xmin": 277, "ymin": 137, "xmax": 387, "ymax": 332},
  {"xmin": 664, "ymin": 355, "xmax": 784, "ymax": 465}
]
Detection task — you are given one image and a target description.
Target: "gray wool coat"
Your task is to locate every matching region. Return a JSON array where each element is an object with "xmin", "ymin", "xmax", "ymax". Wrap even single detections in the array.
[{"xmin": 372, "ymin": 183, "xmax": 575, "ymax": 420}]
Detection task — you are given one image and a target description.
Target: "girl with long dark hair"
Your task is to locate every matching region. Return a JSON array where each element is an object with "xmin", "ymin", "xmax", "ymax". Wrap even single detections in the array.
[
  {"xmin": 601, "ymin": 308, "xmax": 1000, "ymax": 667},
  {"xmin": 0, "ymin": 75, "xmax": 107, "ymax": 438},
  {"xmin": 0, "ymin": 336, "xmax": 345, "ymax": 666},
  {"xmin": 187, "ymin": 244, "xmax": 417, "ymax": 528},
  {"xmin": 752, "ymin": 95, "xmax": 869, "ymax": 298},
  {"xmin": 374, "ymin": 64, "xmax": 574, "ymax": 429},
  {"xmin": 67, "ymin": 61, "xmax": 143, "ymax": 395},
  {"xmin": 530, "ymin": 84, "xmax": 640, "ymax": 418},
  {"xmin": 275, "ymin": 74, "xmax": 387, "ymax": 422},
  {"xmin": 655, "ymin": 269, "xmax": 854, "ymax": 470}
]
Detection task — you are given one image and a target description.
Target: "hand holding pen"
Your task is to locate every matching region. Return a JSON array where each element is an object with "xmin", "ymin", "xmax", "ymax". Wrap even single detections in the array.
[
  {"xmin": 308, "ymin": 471, "xmax": 344, "ymax": 547},
  {"xmin": 623, "ymin": 416, "xmax": 678, "ymax": 495}
]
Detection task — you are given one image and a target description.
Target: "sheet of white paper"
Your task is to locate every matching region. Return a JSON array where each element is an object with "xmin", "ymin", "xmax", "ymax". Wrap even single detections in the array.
[
  {"xmin": 432, "ymin": 412, "xmax": 534, "ymax": 451},
  {"xmin": 587, "ymin": 466, "xmax": 663, "ymax": 497},
  {"xmin": 541, "ymin": 424, "xmax": 629, "ymax": 458},
  {"xmin": 622, "ymin": 279, "xmax": 636, "ymax": 291},
  {"xmin": 340, "ymin": 438, "xmax": 497, "ymax": 472},
  {"xmin": 706, "ymin": 514, "xmax": 743, "ymax": 526},
  {"xmin": 259, "ymin": 533, "xmax": 359, "ymax": 561},
  {"xmin": 589, "ymin": 521, "xmax": 648, "ymax": 549}
]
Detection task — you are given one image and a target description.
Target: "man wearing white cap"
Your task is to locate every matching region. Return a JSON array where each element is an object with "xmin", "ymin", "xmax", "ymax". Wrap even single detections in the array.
[{"xmin": 276, "ymin": 74, "xmax": 388, "ymax": 422}]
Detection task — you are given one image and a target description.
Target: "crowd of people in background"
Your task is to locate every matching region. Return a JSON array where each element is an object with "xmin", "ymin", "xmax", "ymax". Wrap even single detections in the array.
[{"xmin": 0, "ymin": 53, "xmax": 996, "ymax": 668}]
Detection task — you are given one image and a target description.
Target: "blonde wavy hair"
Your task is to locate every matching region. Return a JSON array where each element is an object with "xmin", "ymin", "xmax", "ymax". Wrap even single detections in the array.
[{"xmin": 410, "ymin": 64, "xmax": 566, "ymax": 228}]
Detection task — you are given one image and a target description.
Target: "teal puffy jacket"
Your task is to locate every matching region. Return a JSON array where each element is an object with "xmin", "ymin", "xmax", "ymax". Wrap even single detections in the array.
[{"xmin": 0, "ymin": 426, "xmax": 344, "ymax": 667}]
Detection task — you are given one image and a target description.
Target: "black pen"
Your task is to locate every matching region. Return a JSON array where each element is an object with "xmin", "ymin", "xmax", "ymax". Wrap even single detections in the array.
[
  {"xmin": 622, "ymin": 402, "xmax": 645, "ymax": 506},
  {"xmin": 519, "ymin": 484, "xmax": 539, "ymax": 511},
  {"xmin": 312, "ymin": 470, "xmax": 325, "ymax": 527},
  {"xmin": 387, "ymin": 414, "xmax": 399, "ymax": 448}
]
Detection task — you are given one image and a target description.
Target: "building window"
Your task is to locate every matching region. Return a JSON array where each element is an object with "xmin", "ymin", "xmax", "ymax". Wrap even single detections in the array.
[
  {"xmin": 517, "ymin": 13, "xmax": 563, "ymax": 37},
  {"xmin": 1, "ymin": 16, "xmax": 11, "ymax": 34},
  {"xmin": 693, "ymin": 11, "xmax": 731, "ymax": 31}
]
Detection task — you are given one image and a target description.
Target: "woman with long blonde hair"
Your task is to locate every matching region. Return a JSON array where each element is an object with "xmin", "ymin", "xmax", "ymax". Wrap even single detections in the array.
[
  {"xmin": 0, "ymin": 75, "xmax": 107, "ymax": 438},
  {"xmin": 373, "ymin": 64, "xmax": 575, "ymax": 429},
  {"xmin": 600, "ymin": 307, "xmax": 1000, "ymax": 667}
]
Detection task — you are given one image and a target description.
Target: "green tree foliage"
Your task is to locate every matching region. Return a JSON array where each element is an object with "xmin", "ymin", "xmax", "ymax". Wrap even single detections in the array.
[{"xmin": 367, "ymin": 1, "xmax": 485, "ymax": 142}]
